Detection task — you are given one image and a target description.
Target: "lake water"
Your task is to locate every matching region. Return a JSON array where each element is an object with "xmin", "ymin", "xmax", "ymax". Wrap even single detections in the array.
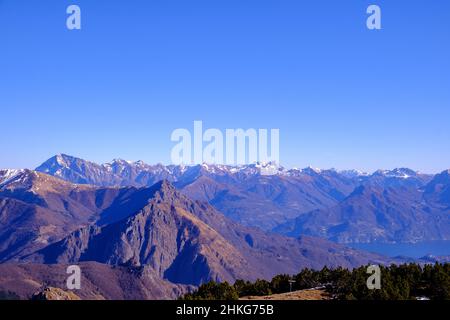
[{"xmin": 348, "ymin": 241, "xmax": 450, "ymax": 259}]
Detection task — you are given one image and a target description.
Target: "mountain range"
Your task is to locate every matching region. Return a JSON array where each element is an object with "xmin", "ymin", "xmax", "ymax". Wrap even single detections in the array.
[
  {"xmin": 31, "ymin": 154, "xmax": 450, "ymax": 243},
  {"xmin": 1, "ymin": 154, "xmax": 449, "ymax": 299},
  {"xmin": 0, "ymin": 161, "xmax": 392, "ymax": 299}
]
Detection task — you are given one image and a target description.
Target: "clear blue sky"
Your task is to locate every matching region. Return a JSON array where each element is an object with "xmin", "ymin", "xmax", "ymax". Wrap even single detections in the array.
[{"xmin": 1, "ymin": 0, "xmax": 449, "ymax": 173}]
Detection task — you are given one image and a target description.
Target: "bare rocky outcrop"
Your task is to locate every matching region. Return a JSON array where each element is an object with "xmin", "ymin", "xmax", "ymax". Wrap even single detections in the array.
[{"xmin": 32, "ymin": 287, "xmax": 81, "ymax": 300}]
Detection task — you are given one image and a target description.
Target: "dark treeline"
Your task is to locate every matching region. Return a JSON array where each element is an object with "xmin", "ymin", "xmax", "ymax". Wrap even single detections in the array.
[{"xmin": 181, "ymin": 263, "xmax": 450, "ymax": 300}]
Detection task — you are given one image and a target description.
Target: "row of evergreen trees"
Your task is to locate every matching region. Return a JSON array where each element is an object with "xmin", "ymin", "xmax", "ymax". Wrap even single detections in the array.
[{"xmin": 181, "ymin": 263, "xmax": 450, "ymax": 300}]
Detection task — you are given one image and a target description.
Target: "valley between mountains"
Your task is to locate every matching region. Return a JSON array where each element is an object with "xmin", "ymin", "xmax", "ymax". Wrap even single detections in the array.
[{"xmin": 0, "ymin": 154, "xmax": 449, "ymax": 299}]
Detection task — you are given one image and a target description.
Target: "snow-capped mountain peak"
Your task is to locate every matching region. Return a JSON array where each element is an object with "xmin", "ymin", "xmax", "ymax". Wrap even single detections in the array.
[
  {"xmin": 374, "ymin": 168, "xmax": 418, "ymax": 179},
  {"xmin": 0, "ymin": 169, "xmax": 25, "ymax": 186},
  {"xmin": 302, "ymin": 166, "xmax": 322, "ymax": 174},
  {"xmin": 28, "ymin": 154, "xmax": 441, "ymax": 191}
]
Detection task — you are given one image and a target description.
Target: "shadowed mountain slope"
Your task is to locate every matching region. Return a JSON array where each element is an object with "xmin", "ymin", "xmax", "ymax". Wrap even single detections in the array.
[
  {"xmin": 24, "ymin": 181, "xmax": 388, "ymax": 286},
  {"xmin": 275, "ymin": 171, "xmax": 450, "ymax": 243},
  {"xmin": 0, "ymin": 262, "xmax": 188, "ymax": 300}
]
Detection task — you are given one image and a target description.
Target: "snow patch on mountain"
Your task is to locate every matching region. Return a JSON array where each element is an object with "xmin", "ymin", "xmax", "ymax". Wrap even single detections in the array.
[
  {"xmin": 0, "ymin": 169, "xmax": 25, "ymax": 186},
  {"xmin": 374, "ymin": 168, "xmax": 419, "ymax": 179}
]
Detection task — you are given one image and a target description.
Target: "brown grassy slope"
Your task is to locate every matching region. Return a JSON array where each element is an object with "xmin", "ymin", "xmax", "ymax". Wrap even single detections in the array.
[
  {"xmin": 0, "ymin": 262, "xmax": 190, "ymax": 300},
  {"xmin": 240, "ymin": 289, "xmax": 330, "ymax": 300}
]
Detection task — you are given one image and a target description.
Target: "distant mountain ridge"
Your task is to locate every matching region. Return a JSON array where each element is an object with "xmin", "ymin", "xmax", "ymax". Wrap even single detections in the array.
[
  {"xmin": 35, "ymin": 154, "xmax": 367, "ymax": 230},
  {"xmin": 2, "ymin": 154, "xmax": 448, "ymax": 244},
  {"xmin": 30, "ymin": 154, "xmax": 449, "ymax": 244},
  {"xmin": 274, "ymin": 168, "xmax": 450, "ymax": 243},
  {"xmin": 37, "ymin": 154, "xmax": 428, "ymax": 186},
  {"xmin": 275, "ymin": 182, "xmax": 450, "ymax": 243}
]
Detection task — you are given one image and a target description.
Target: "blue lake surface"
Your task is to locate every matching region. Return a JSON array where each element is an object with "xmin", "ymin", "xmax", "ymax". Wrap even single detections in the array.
[{"xmin": 348, "ymin": 241, "xmax": 450, "ymax": 259}]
